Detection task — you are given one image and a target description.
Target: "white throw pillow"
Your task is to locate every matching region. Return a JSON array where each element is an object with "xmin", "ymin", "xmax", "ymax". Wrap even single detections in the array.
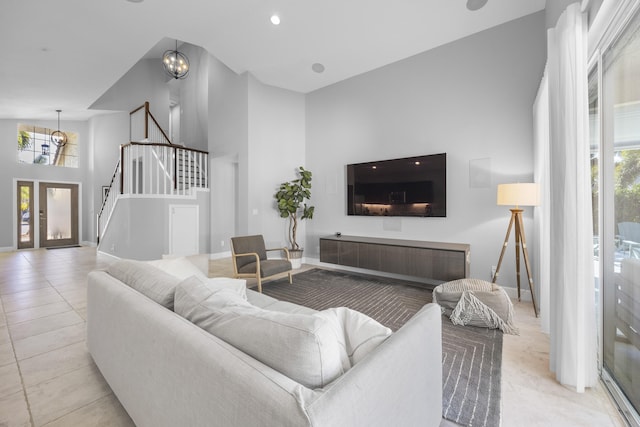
[
  {"xmin": 174, "ymin": 277, "xmax": 345, "ymax": 389},
  {"xmin": 149, "ymin": 257, "xmax": 247, "ymax": 300},
  {"xmin": 315, "ymin": 307, "xmax": 392, "ymax": 368},
  {"xmin": 147, "ymin": 257, "xmax": 208, "ymax": 281},
  {"xmin": 201, "ymin": 277, "xmax": 248, "ymax": 300}
]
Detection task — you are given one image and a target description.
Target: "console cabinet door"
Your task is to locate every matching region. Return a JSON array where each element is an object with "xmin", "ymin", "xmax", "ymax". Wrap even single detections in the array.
[
  {"xmin": 359, "ymin": 243, "xmax": 381, "ymax": 271},
  {"xmin": 319, "ymin": 239, "xmax": 339, "ymax": 264},
  {"xmin": 339, "ymin": 241, "xmax": 359, "ymax": 267}
]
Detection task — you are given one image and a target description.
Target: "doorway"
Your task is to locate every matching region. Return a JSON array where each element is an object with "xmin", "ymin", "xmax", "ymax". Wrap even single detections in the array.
[{"xmin": 38, "ymin": 182, "xmax": 79, "ymax": 248}]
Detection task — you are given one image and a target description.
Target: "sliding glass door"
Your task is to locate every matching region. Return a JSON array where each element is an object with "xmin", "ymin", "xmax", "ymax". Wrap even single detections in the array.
[{"xmin": 597, "ymin": 6, "xmax": 640, "ymax": 424}]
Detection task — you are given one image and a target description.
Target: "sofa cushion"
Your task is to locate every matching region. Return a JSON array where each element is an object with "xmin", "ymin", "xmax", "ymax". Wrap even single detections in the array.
[
  {"xmin": 174, "ymin": 277, "xmax": 345, "ymax": 389},
  {"xmin": 107, "ymin": 259, "xmax": 180, "ymax": 310}
]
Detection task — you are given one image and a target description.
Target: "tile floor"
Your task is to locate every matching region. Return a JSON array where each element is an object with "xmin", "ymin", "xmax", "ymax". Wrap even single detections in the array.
[{"xmin": 0, "ymin": 247, "xmax": 629, "ymax": 426}]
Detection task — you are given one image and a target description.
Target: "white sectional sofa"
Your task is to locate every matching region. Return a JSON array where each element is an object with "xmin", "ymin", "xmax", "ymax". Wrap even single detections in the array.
[{"xmin": 87, "ymin": 259, "xmax": 443, "ymax": 427}]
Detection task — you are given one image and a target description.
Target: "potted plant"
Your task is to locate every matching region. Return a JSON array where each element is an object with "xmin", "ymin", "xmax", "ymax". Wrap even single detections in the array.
[{"xmin": 275, "ymin": 166, "xmax": 315, "ymax": 269}]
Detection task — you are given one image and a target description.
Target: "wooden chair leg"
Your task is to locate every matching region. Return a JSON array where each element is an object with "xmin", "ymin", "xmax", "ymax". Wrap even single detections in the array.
[
  {"xmin": 257, "ymin": 275, "xmax": 262, "ymax": 293},
  {"xmin": 288, "ymin": 272, "xmax": 292, "ymax": 284}
]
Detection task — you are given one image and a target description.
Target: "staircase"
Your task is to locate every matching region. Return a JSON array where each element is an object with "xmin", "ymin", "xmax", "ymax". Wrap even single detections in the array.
[{"xmin": 97, "ymin": 102, "xmax": 209, "ymax": 244}]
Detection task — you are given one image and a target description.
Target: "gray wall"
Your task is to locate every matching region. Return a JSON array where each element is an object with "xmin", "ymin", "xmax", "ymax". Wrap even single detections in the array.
[{"xmin": 305, "ymin": 11, "xmax": 546, "ymax": 288}]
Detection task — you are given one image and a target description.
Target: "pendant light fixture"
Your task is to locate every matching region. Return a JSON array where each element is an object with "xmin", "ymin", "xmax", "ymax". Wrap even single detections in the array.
[
  {"xmin": 50, "ymin": 109, "xmax": 68, "ymax": 147},
  {"xmin": 162, "ymin": 40, "xmax": 190, "ymax": 79}
]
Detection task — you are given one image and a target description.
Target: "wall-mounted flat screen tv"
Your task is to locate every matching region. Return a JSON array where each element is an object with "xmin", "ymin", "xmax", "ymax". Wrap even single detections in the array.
[{"xmin": 347, "ymin": 153, "xmax": 446, "ymax": 217}]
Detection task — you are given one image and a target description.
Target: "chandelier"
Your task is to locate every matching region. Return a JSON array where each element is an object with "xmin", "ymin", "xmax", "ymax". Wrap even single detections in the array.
[
  {"xmin": 162, "ymin": 40, "xmax": 189, "ymax": 79},
  {"xmin": 50, "ymin": 109, "xmax": 68, "ymax": 147}
]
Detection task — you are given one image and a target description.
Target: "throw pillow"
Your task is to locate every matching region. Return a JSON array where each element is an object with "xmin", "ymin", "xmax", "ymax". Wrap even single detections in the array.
[
  {"xmin": 148, "ymin": 257, "xmax": 247, "ymax": 300},
  {"xmin": 315, "ymin": 307, "xmax": 392, "ymax": 368},
  {"xmin": 107, "ymin": 259, "xmax": 180, "ymax": 310},
  {"xmin": 147, "ymin": 257, "xmax": 208, "ymax": 281},
  {"xmin": 174, "ymin": 277, "xmax": 345, "ymax": 389}
]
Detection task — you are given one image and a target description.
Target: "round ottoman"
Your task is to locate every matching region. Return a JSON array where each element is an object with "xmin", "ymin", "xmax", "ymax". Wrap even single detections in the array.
[{"xmin": 433, "ymin": 278, "xmax": 518, "ymax": 334}]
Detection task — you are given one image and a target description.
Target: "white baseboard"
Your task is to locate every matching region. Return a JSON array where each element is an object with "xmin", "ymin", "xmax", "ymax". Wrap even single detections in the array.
[
  {"xmin": 81, "ymin": 241, "xmax": 97, "ymax": 247},
  {"xmin": 208, "ymin": 251, "xmax": 232, "ymax": 260},
  {"xmin": 96, "ymin": 250, "xmax": 120, "ymax": 261},
  {"xmin": 501, "ymin": 286, "xmax": 532, "ymax": 302},
  {"xmin": 0, "ymin": 246, "xmax": 14, "ymax": 253}
]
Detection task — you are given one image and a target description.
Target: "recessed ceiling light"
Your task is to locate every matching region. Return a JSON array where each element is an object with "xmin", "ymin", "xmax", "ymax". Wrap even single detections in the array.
[
  {"xmin": 270, "ymin": 15, "xmax": 280, "ymax": 25},
  {"xmin": 126, "ymin": 0, "xmax": 144, "ymax": 3},
  {"xmin": 311, "ymin": 63, "xmax": 325, "ymax": 73},
  {"xmin": 466, "ymin": 0, "xmax": 487, "ymax": 11}
]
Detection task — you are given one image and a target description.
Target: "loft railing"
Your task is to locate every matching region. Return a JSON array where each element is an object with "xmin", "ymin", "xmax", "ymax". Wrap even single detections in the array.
[
  {"xmin": 97, "ymin": 102, "xmax": 209, "ymax": 243},
  {"xmin": 120, "ymin": 142, "xmax": 208, "ymax": 195},
  {"xmin": 130, "ymin": 101, "xmax": 171, "ymax": 144}
]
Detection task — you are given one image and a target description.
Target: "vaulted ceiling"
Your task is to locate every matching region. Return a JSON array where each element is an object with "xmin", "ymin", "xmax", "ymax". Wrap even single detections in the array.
[{"xmin": 0, "ymin": 0, "xmax": 545, "ymax": 120}]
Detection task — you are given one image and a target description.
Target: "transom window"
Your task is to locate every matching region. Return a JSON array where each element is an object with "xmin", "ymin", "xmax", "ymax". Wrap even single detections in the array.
[{"xmin": 17, "ymin": 124, "xmax": 78, "ymax": 168}]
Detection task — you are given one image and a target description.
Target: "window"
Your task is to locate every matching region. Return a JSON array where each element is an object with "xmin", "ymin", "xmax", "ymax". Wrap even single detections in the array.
[{"xmin": 17, "ymin": 124, "xmax": 78, "ymax": 168}]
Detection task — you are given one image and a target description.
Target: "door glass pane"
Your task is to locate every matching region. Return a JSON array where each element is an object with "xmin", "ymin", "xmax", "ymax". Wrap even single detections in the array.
[
  {"xmin": 46, "ymin": 188, "xmax": 71, "ymax": 240},
  {"xmin": 20, "ymin": 184, "xmax": 31, "ymax": 243},
  {"xmin": 589, "ymin": 67, "xmax": 601, "ymax": 329},
  {"xmin": 602, "ymin": 8, "xmax": 640, "ymax": 416}
]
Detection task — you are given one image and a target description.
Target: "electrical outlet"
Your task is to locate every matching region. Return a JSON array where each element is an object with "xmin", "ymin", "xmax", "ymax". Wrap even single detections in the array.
[{"xmin": 220, "ymin": 240, "xmax": 225, "ymax": 247}]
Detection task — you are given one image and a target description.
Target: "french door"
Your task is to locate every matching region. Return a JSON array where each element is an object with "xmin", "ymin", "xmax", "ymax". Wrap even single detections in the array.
[
  {"xmin": 16, "ymin": 181, "xmax": 80, "ymax": 250},
  {"xmin": 38, "ymin": 182, "xmax": 79, "ymax": 248}
]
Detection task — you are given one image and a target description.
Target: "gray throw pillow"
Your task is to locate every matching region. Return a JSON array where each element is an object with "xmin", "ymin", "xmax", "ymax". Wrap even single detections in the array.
[{"xmin": 107, "ymin": 259, "xmax": 181, "ymax": 310}]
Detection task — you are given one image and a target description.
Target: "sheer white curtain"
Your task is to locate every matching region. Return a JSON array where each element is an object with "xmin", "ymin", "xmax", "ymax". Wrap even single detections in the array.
[
  {"xmin": 537, "ymin": 2, "xmax": 598, "ymax": 392},
  {"xmin": 533, "ymin": 70, "xmax": 551, "ymax": 334}
]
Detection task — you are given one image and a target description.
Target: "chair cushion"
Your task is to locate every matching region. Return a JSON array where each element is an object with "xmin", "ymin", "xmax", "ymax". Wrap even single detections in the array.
[
  {"xmin": 433, "ymin": 278, "xmax": 518, "ymax": 334},
  {"xmin": 107, "ymin": 259, "xmax": 180, "ymax": 310},
  {"xmin": 231, "ymin": 235, "xmax": 267, "ymax": 269},
  {"xmin": 238, "ymin": 259, "xmax": 292, "ymax": 278},
  {"xmin": 174, "ymin": 277, "xmax": 345, "ymax": 389}
]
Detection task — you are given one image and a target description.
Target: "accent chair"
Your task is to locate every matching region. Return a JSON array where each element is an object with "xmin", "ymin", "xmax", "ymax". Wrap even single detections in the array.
[{"xmin": 230, "ymin": 235, "xmax": 292, "ymax": 293}]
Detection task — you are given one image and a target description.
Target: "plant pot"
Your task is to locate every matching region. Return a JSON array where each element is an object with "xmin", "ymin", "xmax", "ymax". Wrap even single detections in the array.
[{"xmin": 289, "ymin": 249, "xmax": 303, "ymax": 269}]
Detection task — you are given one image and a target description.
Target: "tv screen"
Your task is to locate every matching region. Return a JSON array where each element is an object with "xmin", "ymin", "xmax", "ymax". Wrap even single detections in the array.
[{"xmin": 347, "ymin": 153, "xmax": 446, "ymax": 217}]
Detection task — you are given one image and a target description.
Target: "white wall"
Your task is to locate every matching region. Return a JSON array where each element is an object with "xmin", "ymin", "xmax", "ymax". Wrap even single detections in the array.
[
  {"xmin": 207, "ymin": 56, "xmax": 306, "ymax": 254},
  {"xmin": 247, "ymin": 75, "xmax": 306, "ymax": 249},
  {"xmin": 208, "ymin": 56, "xmax": 248, "ymax": 253},
  {"xmin": 87, "ymin": 112, "xmax": 129, "ymax": 244},
  {"xmin": 90, "ymin": 58, "xmax": 171, "ymax": 132},
  {"xmin": 177, "ymin": 45, "xmax": 209, "ymax": 151},
  {"xmin": 99, "ymin": 191, "xmax": 209, "ymax": 260},
  {"xmin": 305, "ymin": 11, "xmax": 546, "ymax": 289}
]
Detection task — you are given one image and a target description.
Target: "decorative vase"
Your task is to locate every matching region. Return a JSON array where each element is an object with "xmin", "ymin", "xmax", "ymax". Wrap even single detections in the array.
[{"xmin": 289, "ymin": 249, "xmax": 303, "ymax": 269}]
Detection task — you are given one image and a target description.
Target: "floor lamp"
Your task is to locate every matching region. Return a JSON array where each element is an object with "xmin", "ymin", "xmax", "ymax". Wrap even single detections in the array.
[{"xmin": 492, "ymin": 183, "xmax": 540, "ymax": 317}]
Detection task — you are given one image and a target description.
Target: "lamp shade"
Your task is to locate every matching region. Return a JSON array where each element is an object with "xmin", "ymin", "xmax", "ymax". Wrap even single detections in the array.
[{"xmin": 497, "ymin": 183, "xmax": 540, "ymax": 207}]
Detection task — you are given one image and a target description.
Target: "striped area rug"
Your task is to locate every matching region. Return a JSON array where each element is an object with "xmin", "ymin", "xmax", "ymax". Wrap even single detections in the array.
[{"xmin": 258, "ymin": 268, "xmax": 502, "ymax": 427}]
